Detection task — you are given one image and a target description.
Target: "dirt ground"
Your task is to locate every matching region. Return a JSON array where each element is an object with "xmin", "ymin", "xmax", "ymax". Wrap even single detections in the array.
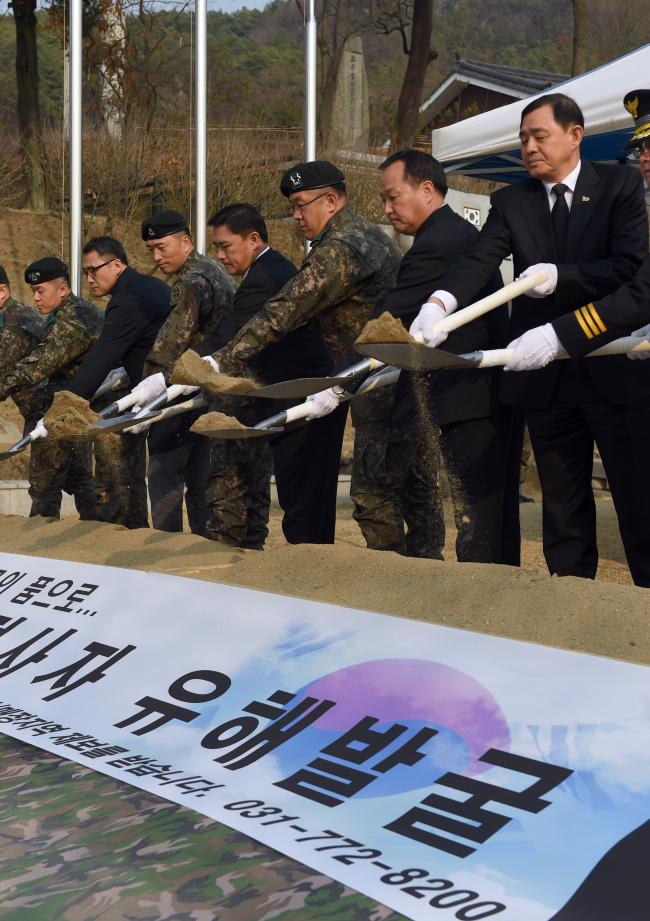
[{"xmin": 0, "ymin": 491, "xmax": 645, "ymax": 670}]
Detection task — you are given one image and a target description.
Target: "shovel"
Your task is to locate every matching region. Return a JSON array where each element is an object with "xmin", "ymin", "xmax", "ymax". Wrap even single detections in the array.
[
  {"xmin": 0, "ymin": 423, "xmax": 48, "ymax": 461},
  {"xmin": 100, "ymin": 382, "xmax": 203, "ymax": 419},
  {"xmin": 354, "ymin": 271, "xmax": 549, "ymax": 370},
  {"xmin": 75, "ymin": 395, "xmax": 209, "ymax": 437},
  {"xmin": 391, "ymin": 336, "xmax": 650, "ymax": 372},
  {"xmin": 192, "ymin": 365, "xmax": 401, "ymax": 440}
]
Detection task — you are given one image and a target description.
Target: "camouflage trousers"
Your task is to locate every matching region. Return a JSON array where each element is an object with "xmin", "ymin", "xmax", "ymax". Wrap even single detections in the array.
[
  {"xmin": 94, "ymin": 431, "xmax": 149, "ymax": 529},
  {"xmin": 28, "ymin": 430, "xmax": 97, "ymax": 521},
  {"xmin": 205, "ymin": 438, "xmax": 273, "ymax": 550},
  {"xmin": 350, "ymin": 426, "xmax": 445, "ymax": 559}
]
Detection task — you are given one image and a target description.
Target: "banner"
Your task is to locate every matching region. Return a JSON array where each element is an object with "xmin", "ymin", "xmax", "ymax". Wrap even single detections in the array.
[{"xmin": 0, "ymin": 551, "xmax": 648, "ymax": 921}]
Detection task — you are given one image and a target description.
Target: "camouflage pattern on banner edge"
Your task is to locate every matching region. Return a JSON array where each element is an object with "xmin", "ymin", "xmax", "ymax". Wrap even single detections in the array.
[{"xmin": 0, "ymin": 734, "xmax": 406, "ymax": 921}]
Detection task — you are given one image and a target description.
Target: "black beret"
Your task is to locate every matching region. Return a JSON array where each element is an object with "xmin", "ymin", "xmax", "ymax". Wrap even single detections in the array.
[
  {"xmin": 623, "ymin": 89, "xmax": 650, "ymax": 149},
  {"xmin": 0, "ymin": 265, "xmax": 8, "ymax": 286},
  {"xmin": 280, "ymin": 160, "xmax": 345, "ymax": 197},
  {"xmin": 141, "ymin": 210, "xmax": 190, "ymax": 241},
  {"xmin": 25, "ymin": 257, "xmax": 69, "ymax": 285}
]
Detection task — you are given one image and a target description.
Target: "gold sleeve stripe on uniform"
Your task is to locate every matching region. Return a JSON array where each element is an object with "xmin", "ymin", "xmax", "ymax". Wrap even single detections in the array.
[
  {"xmin": 579, "ymin": 305, "xmax": 600, "ymax": 337},
  {"xmin": 586, "ymin": 302, "xmax": 607, "ymax": 333},
  {"xmin": 575, "ymin": 307, "xmax": 594, "ymax": 339}
]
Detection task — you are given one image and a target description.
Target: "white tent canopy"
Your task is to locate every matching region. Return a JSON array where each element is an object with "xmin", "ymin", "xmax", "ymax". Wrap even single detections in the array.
[{"xmin": 431, "ymin": 43, "xmax": 650, "ymax": 182}]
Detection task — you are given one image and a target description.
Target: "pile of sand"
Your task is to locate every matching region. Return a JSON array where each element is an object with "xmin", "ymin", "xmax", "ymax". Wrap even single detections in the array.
[
  {"xmin": 191, "ymin": 410, "xmax": 251, "ymax": 435},
  {"xmin": 355, "ymin": 311, "xmax": 414, "ymax": 345},
  {"xmin": 171, "ymin": 349, "xmax": 257, "ymax": 395},
  {"xmin": 0, "ymin": 512, "xmax": 646, "ymax": 667},
  {"xmin": 43, "ymin": 391, "xmax": 99, "ymax": 439}
]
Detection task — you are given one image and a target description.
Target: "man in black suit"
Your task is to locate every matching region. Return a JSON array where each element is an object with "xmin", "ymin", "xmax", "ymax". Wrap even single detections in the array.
[
  {"xmin": 411, "ymin": 93, "xmax": 649, "ymax": 585},
  {"xmin": 372, "ymin": 150, "xmax": 516, "ymax": 564},
  {"xmin": 69, "ymin": 236, "xmax": 171, "ymax": 528},
  {"xmin": 197, "ymin": 203, "xmax": 335, "ymax": 546}
]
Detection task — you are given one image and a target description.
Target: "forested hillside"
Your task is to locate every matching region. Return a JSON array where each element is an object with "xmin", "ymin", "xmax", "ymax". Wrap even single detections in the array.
[{"xmin": 0, "ymin": 0, "xmax": 647, "ymax": 139}]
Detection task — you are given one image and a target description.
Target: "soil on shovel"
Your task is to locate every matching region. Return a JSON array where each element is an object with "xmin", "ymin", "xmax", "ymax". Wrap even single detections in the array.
[
  {"xmin": 191, "ymin": 411, "xmax": 250, "ymax": 434},
  {"xmin": 355, "ymin": 311, "xmax": 414, "ymax": 345},
  {"xmin": 171, "ymin": 350, "xmax": 256, "ymax": 395},
  {"xmin": 44, "ymin": 391, "xmax": 100, "ymax": 438}
]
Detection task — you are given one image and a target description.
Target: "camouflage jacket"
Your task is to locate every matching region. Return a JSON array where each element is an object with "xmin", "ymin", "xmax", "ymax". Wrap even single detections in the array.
[
  {"xmin": 0, "ymin": 298, "xmax": 48, "ymax": 418},
  {"xmin": 214, "ymin": 207, "xmax": 402, "ymax": 375},
  {"xmin": 144, "ymin": 250, "xmax": 235, "ymax": 379},
  {"xmin": 0, "ymin": 292, "xmax": 103, "ymax": 405}
]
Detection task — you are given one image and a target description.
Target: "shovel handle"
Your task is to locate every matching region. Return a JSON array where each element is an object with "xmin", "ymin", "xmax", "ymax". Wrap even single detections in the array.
[
  {"xmin": 436, "ymin": 271, "xmax": 549, "ymax": 334},
  {"xmin": 589, "ymin": 336, "xmax": 650, "ymax": 357},
  {"xmin": 256, "ymin": 364, "xmax": 401, "ymax": 431},
  {"xmin": 99, "ymin": 391, "xmax": 142, "ymax": 418},
  {"xmin": 138, "ymin": 383, "xmax": 200, "ymax": 415},
  {"xmin": 466, "ymin": 336, "xmax": 650, "ymax": 369},
  {"xmin": 147, "ymin": 395, "xmax": 207, "ymax": 424}
]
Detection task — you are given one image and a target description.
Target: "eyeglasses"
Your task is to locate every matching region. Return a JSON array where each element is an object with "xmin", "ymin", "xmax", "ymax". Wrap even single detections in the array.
[
  {"xmin": 287, "ymin": 191, "xmax": 328, "ymax": 216},
  {"xmin": 82, "ymin": 259, "xmax": 113, "ymax": 278}
]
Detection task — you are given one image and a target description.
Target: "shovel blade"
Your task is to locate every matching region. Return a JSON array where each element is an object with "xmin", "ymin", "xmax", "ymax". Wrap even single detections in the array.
[
  {"xmin": 62, "ymin": 411, "xmax": 158, "ymax": 439},
  {"xmin": 355, "ymin": 341, "xmax": 479, "ymax": 371},
  {"xmin": 253, "ymin": 376, "xmax": 350, "ymax": 399},
  {"xmin": 195, "ymin": 426, "xmax": 284, "ymax": 440},
  {"xmin": 0, "ymin": 446, "xmax": 26, "ymax": 460},
  {"xmin": 0, "ymin": 435, "xmax": 33, "ymax": 459}
]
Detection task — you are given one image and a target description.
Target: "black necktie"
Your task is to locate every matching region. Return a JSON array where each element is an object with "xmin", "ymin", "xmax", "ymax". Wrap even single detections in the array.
[{"xmin": 551, "ymin": 183, "xmax": 570, "ymax": 261}]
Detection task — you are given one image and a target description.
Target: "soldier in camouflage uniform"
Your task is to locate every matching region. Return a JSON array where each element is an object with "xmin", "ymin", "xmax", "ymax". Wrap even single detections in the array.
[
  {"xmin": 0, "ymin": 258, "xmax": 102, "ymax": 519},
  {"xmin": 0, "ymin": 264, "xmax": 49, "ymax": 457},
  {"xmin": 350, "ymin": 382, "xmax": 445, "ymax": 559},
  {"xmin": 207, "ymin": 161, "xmax": 402, "ymax": 542},
  {"xmin": 128, "ymin": 211, "xmax": 235, "ymax": 535}
]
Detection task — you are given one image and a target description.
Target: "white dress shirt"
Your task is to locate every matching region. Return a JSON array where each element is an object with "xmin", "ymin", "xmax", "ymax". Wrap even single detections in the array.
[{"xmin": 429, "ymin": 160, "xmax": 582, "ymax": 313}]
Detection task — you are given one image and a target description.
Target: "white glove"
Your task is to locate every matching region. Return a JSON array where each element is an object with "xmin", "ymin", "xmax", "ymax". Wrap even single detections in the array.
[
  {"xmin": 32, "ymin": 417, "xmax": 48, "ymax": 440},
  {"xmin": 409, "ymin": 302, "xmax": 448, "ymax": 348},
  {"xmin": 129, "ymin": 371, "xmax": 166, "ymax": 406},
  {"xmin": 518, "ymin": 263, "xmax": 558, "ymax": 297},
  {"xmin": 176, "ymin": 384, "xmax": 200, "ymax": 396},
  {"xmin": 202, "ymin": 355, "xmax": 220, "ymax": 373},
  {"xmin": 626, "ymin": 323, "xmax": 650, "ymax": 360},
  {"xmin": 305, "ymin": 387, "xmax": 342, "ymax": 421},
  {"xmin": 504, "ymin": 323, "xmax": 567, "ymax": 371}
]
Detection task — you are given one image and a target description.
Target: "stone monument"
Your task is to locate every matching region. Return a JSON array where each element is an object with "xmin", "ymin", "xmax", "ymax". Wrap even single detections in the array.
[{"xmin": 329, "ymin": 36, "xmax": 370, "ymax": 152}]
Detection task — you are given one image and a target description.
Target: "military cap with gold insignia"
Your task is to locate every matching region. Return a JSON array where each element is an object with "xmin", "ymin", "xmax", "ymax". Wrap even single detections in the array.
[
  {"xmin": 280, "ymin": 160, "xmax": 345, "ymax": 197},
  {"xmin": 141, "ymin": 210, "xmax": 190, "ymax": 241},
  {"xmin": 623, "ymin": 89, "xmax": 650, "ymax": 149},
  {"xmin": 24, "ymin": 257, "xmax": 69, "ymax": 285}
]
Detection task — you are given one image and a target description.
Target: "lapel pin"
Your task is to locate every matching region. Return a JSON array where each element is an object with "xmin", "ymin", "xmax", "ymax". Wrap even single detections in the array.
[{"xmin": 581, "ymin": 195, "xmax": 591, "ymax": 202}]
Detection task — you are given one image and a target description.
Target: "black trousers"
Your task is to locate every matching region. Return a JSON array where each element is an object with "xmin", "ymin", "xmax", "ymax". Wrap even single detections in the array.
[
  {"xmin": 271, "ymin": 403, "xmax": 348, "ymax": 545},
  {"xmin": 147, "ymin": 412, "xmax": 210, "ymax": 536},
  {"xmin": 438, "ymin": 409, "xmax": 521, "ymax": 565},
  {"xmin": 526, "ymin": 362, "xmax": 650, "ymax": 587}
]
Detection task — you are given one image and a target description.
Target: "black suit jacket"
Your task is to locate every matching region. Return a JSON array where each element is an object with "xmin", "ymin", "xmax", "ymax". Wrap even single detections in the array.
[
  {"xmin": 383, "ymin": 204, "xmax": 506, "ymax": 426},
  {"xmin": 439, "ymin": 162, "xmax": 648, "ymax": 408},
  {"xmin": 70, "ymin": 267, "xmax": 171, "ymax": 399}
]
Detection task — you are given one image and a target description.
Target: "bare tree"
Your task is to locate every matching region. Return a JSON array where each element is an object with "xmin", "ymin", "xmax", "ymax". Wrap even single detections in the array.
[
  {"xmin": 373, "ymin": 0, "xmax": 436, "ymax": 149},
  {"xmin": 571, "ymin": 0, "xmax": 589, "ymax": 75},
  {"xmin": 10, "ymin": 0, "xmax": 47, "ymax": 211}
]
